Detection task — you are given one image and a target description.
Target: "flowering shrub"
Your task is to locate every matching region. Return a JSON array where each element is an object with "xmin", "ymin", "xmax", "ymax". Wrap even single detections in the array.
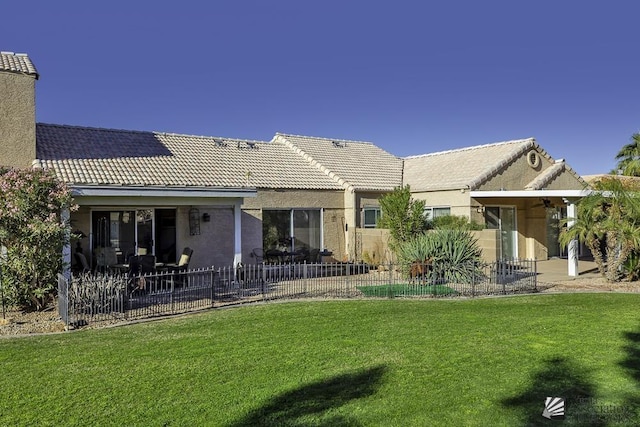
[{"xmin": 0, "ymin": 167, "xmax": 76, "ymax": 310}]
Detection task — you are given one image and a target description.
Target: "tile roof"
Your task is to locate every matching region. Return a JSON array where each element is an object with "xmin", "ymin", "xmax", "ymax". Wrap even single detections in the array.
[
  {"xmin": 403, "ymin": 138, "xmax": 539, "ymax": 191},
  {"xmin": 525, "ymin": 161, "xmax": 573, "ymax": 190},
  {"xmin": 35, "ymin": 124, "xmax": 343, "ymax": 190},
  {"xmin": 0, "ymin": 52, "xmax": 38, "ymax": 79},
  {"xmin": 274, "ymin": 133, "xmax": 404, "ymax": 191}
]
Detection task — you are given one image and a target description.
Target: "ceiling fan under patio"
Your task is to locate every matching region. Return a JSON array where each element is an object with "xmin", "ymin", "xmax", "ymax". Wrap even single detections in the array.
[{"xmin": 531, "ymin": 198, "xmax": 554, "ymax": 209}]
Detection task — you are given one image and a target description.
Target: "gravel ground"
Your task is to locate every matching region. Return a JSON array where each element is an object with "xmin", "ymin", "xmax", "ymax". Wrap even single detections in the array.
[{"xmin": 3, "ymin": 276, "xmax": 640, "ymax": 336}]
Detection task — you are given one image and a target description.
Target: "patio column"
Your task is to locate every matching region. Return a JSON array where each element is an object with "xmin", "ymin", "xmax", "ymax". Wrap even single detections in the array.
[
  {"xmin": 566, "ymin": 201, "xmax": 578, "ymax": 277},
  {"xmin": 62, "ymin": 207, "xmax": 71, "ymax": 280},
  {"xmin": 233, "ymin": 200, "xmax": 242, "ymax": 267}
]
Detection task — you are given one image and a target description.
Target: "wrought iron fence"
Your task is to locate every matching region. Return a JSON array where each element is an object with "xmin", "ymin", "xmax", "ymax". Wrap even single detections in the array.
[{"xmin": 57, "ymin": 258, "xmax": 537, "ymax": 329}]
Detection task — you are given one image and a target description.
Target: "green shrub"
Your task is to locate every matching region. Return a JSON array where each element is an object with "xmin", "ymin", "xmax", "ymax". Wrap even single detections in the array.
[
  {"xmin": 0, "ymin": 168, "xmax": 75, "ymax": 310},
  {"xmin": 398, "ymin": 229, "xmax": 483, "ymax": 283},
  {"xmin": 431, "ymin": 214, "xmax": 483, "ymax": 230}
]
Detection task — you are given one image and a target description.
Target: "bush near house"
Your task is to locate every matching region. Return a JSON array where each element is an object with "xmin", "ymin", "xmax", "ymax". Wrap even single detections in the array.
[
  {"xmin": 397, "ymin": 229, "xmax": 483, "ymax": 284},
  {"xmin": 377, "ymin": 185, "xmax": 427, "ymax": 250},
  {"xmin": 430, "ymin": 214, "xmax": 483, "ymax": 231},
  {"xmin": 0, "ymin": 167, "xmax": 75, "ymax": 310}
]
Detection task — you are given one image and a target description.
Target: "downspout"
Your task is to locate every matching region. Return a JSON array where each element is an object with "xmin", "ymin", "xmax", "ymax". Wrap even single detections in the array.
[
  {"xmin": 233, "ymin": 200, "xmax": 242, "ymax": 267},
  {"xmin": 344, "ymin": 187, "xmax": 356, "ymax": 261}
]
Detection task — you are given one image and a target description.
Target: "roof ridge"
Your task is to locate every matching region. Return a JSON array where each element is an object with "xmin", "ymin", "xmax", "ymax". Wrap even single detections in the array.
[
  {"xmin": 404, "ymin": 138, "xmax": 536, "ymax": 159},
  {"xmin": 275, "ymin": 132, "xmax": 374, "ymax": 145},
  {"xmin": 274, "ymin": 134, "xmax": 354, "ymax": 191}
]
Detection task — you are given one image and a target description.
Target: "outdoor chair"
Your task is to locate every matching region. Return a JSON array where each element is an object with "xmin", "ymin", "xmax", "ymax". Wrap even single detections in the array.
[
  {"xmin": 74, "ymin": 252, "xmax": 91, "ymax": 274},
  {"xmin": 309, "ymin": 248, "xmax": 320, "ymax": 263},
  {"xmin": 166, "ymin": 247, "xmax": 193, "ymax": 287},
  {"xmin": 168, "ymin": 247, "xmax": 192, "ymax": 272},
  {"xmin": 140, "ymin": 254, "xmax": 157, "ymax": 274},
  {"xmin": 95, "ymin": 246, "xmax": 117, "ymax": 272},
  {"xmin": 251, "ymin": 248, "xmax": 264, "ymax": 264},
  {"xmin": 127, "ymin": 256, "xmax": 145, "ymax": 296}
]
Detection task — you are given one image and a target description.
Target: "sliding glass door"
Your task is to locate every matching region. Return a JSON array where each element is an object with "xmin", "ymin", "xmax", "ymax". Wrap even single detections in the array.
[
  {"xmin": 263, "ymin": 209, "xmax": 322, "ymax": 253},
  {"xmin": 91, "ymin": 209, "xmax": 176, "ymax": 267},
  {"xmin": 485, "ymin": 206, "xmax": 518, "ymax": 259}
]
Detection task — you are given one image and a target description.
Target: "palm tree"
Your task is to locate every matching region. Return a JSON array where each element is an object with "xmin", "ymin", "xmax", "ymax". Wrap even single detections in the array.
[
  {"xmin": 560, "ymin": 177, "xmax": 640, "ymax": 282},
  {"xmin": 614, "ymin": 133, "xmax": 640, "ymax": 176},
  {"xmin": 559, "ymin": 193, "xmax": 607, "ymax": 277}
]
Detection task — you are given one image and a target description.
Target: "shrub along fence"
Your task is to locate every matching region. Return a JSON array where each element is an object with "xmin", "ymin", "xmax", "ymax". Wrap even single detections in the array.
[{"xmin": 57, "ymin": 258, "xmax": 537, "ymax": 329}]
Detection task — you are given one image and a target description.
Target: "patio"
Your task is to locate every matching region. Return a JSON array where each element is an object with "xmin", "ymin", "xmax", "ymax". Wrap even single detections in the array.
[{"xmin": 535, "ymin": 258, "xmax": 599, "ymax": 283}]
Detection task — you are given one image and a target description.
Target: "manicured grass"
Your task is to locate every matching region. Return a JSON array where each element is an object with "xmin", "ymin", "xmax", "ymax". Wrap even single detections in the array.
[
  {"xmin": 357, "ymin": 283, "xmax": 459, "ymax": 297},
  {"xmin": 1, "ymin": 294, "xmax": 640, "ymax": 426}
]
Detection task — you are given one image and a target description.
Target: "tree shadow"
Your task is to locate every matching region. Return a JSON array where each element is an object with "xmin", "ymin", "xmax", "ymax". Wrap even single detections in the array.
[
  {"xmin": 619, "ymin": 326, "xmax": 640, "ymax": 420},
  {"xmin": 228, "ymin": 365, "xmax": 387, "ymax": 427},
  {"xmin": 501, "ymin": 356, "xmax": 605, "ymax": 426}
]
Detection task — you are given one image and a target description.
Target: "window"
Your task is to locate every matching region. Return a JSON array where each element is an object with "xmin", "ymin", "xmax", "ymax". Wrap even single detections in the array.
[
  {"xmin": 363, "ymin": 207, "xmax": 382, "ymax": 228},
  {"xmin": 263, "ymin": 209, "xmax": 323, "ymax": 252},
  {"xmin": 424, "ymin": 206, "xmax": 451, "ymax": 220}
]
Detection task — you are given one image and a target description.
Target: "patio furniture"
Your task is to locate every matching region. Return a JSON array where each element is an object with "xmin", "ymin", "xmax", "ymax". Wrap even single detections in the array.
[
  {"xmin": 95, "ymin": 246, "xmax": 117, "ymax": 272},
  {"xmin": 140, "ymin": 254, "xmax": 157, "ymax": 274},
  {"xmin": 163, "ymin": 247, "xmax": 193, "ymax": 287},
  {"xmin": 127, "ymin": 255, "xmax": 145, "ymax": 296},
  {"xmin": 251, "ymin": 248, "xmax": 264, "ymax": 263},
  {"xmin": 164, "ymin": 247, "xmax": 192, "ymax": 272},
  {"xmin": 74, "ymin": 252, "xmax": 91, "ymax": 273}
]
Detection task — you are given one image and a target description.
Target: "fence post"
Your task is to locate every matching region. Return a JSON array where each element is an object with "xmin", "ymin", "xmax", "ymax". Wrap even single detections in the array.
[
  {"xmin": 57, "ymin": 273, "xmax": 70, "ymax": 328},
  {"xmin": 533, "ymin": 258, "xmax": 537, "ymax": 291},
  {"xmin": 261, "ymin": 264, "xmax": 267, "ymax": 301},
  {"xmin": 386, "ymin": 263, "xmax": 393, "ymax": 298},
  {"xmin": 303, "ymin": 262, "xmax": 308, "ymax": 297},
  {"xmin": 211, "ymin": 268, "xmax": 216, "ymax": 306},
  {"xmin": 471, "ymin": 261, "xmax": 476, "ymax": 297},
  {"xmin": 170, "ymin": 271, "xmax": 175, "ymax": 314}
]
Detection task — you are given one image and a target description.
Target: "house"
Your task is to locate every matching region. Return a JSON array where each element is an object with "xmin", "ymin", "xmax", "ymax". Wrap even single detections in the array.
[
  {"xmin": 0, "ymin": 51, "xmax": 589, "ymax": 275},
  {"xmin": 403, "ymin": 140, "xmax": 590, "ymax": 270}
]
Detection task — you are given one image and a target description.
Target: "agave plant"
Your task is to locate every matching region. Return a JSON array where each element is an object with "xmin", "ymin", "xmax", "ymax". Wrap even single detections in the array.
[{"xmin": 398, "ymin": 229, "xmax": 483, "ymax": 283}]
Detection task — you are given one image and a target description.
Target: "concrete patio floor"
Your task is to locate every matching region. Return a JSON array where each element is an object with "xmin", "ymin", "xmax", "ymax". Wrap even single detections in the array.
[{"xmin": 536, "ymin": 258, "xmax": 600, "ymax": 283}]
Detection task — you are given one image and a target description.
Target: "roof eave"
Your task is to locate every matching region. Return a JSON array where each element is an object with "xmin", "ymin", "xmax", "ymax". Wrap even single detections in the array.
[{"xmin": 71, "ymin": 185, "xmax": 257, "ymax": 199}]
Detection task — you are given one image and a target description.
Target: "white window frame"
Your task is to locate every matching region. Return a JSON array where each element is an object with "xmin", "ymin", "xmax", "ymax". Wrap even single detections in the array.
[
  {"xmin": 424, "ymin": 206, "xmax": 451, "ymax": 221},
  {"xmin": 363, "ymin": 207, "xmax": 382, "ymax": 228}
]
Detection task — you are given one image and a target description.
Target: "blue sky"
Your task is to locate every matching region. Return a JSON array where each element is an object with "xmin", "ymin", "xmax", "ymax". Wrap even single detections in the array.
[{"xmin": 3, "ymin": 1, "xmax": 639, "ymax": 175}]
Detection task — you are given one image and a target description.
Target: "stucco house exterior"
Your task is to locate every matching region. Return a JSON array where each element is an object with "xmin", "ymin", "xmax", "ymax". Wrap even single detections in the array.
[
  {"xmin": 403, "ymin": 140, "xmax": 590, "ymax": 265},
  {"xmin": 1, "ymin": 51, "xmax": 589, "ymax": 275}
]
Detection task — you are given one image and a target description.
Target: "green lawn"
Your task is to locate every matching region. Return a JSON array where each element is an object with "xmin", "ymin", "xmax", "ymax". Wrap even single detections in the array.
[
  {"xmin": 357, "ymin": 283, "xmax": 459, "ymax": 297},
  {"xmin": 1, "ymin": 294, "xmax": 640, "ymax": 426}
]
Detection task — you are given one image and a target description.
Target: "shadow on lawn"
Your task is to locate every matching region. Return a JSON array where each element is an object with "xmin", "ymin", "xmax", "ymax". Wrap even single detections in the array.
[
  {"xmin": 501, "ymin": 356, "xmax": 605, "ymax": 426},
  {"xmin": 228, "ymin": 365, "xmax": 387, "ymax": 427},
  {"xmin": 620, "ymin": 325, "xmax": 640, "ymax": 420}
]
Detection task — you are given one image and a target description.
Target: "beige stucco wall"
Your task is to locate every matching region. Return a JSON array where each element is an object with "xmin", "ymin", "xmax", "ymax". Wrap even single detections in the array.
[
  {"xmin": 176, "ymin": 206, "xmax": 235, "ymax": 269},
  {"xmin": 472, "ymin": 229, "xmax": 500, "ymax": 263},
  {"xmin": 411, "ymin": 189, "xmax": 472, "ymax": 217},
  {"xmin": 355, "ymin": 228, "xmax": 393, "ymax": 264},
  {"xmin": 356, "ymin": 228, "xmax": 500, "ymax": 264},
  {"xmin": 477, "ymin": 152, "xmax": 585, "ymax": 191},
  {"xmin": 0, "ymin": 71, "xmax": 36, "ymax": 168}
]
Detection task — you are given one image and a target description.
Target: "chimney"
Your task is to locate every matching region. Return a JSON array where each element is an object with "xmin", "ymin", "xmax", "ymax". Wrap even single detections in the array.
[{"xmin": 0, "ymin": 52, "xmax": 38, "ymax": 169}]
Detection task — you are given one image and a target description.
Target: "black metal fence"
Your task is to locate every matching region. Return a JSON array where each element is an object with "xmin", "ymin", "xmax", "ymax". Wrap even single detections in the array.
[{"xmin": 58, "ymin": 258, "xmax": 537, "ymax": 329}]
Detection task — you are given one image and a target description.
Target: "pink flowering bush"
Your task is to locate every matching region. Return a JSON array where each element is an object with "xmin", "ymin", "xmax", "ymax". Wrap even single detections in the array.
[{"xmin": 0, "ymin": 167, "xmax": 76, "ymax": 310}]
